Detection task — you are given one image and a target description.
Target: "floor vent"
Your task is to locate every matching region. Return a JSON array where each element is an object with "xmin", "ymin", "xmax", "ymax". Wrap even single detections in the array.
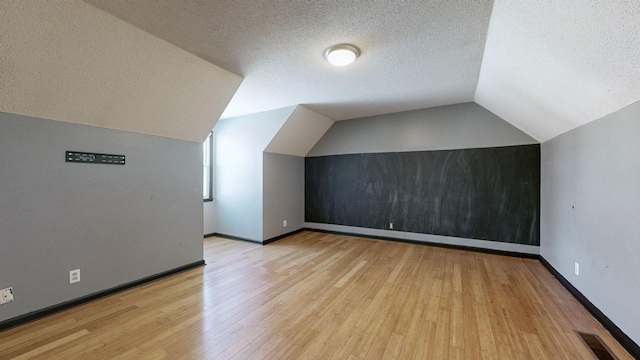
[{"xmin": 576, "ymin": 331, "xmax": 617, "ymax": 360}]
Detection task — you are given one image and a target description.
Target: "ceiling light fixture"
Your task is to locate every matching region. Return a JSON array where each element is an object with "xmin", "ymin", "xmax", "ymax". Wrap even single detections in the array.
[{"xmin": 324, "ymin": 44, "xmax": 360, "ymax": 67}]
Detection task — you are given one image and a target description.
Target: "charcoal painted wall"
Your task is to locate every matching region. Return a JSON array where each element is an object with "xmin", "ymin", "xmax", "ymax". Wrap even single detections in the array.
[{"xmin": 306, "ymin": 144, "xmax": 540, "ymax": 245}]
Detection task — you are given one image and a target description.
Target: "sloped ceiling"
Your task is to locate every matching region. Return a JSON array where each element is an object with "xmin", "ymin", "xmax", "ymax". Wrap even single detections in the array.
[
  {"xmin": 84, "ymin": 1, "xmax": 492, "ymax": 121},
  {"xmin": 265, "ymin": 105, "xmax": 334, "ymax": 157},
  {"xmin": 476, "ymin": 1, "xmax": 640, "ymax": 141},
  {"xmin": 84, "ymin": 1, "xmax": 640, "ymax": 142},
  {"xmin": 0, "ymin": 0, "xmax": 242, "ymax": 143}
]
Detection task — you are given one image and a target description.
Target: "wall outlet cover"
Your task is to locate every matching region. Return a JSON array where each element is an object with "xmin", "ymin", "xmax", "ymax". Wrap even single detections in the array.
[
  {"xmin": 0, "ymin": 287, "xmax": 14, "ymax": 304},
  {"xmin": 70, "ymin": 269, "xmax": 81, "ymax": 284}
]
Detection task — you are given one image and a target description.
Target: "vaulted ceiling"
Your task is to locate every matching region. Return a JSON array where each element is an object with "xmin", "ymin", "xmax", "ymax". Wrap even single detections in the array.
[{"xmin": 85, "ymin": 0, "xmax": 640, "ymax": 142}]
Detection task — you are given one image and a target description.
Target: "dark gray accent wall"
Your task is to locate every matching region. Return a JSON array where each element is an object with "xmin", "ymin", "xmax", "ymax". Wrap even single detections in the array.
[
  {"xmin": 541, "ymin": 100, "xmax": 640, "ymax": 345},
  {"xmin": 308, "ymin": 102, "xmax": 538, "ymax": 156},
  {"xmin": 305, "ymin": 103, "xmax": 540, "ymax": 253},
  {"xmin": 0, "ymin": 112, "xmax": 203, "ymax": 322},
  {"xmin": 306, "ymin": 145, "xmax": 540, "ymax": 245},
  {"xmin": 263, "ymin": 153, "xmax": 304, "ymax": 240}
]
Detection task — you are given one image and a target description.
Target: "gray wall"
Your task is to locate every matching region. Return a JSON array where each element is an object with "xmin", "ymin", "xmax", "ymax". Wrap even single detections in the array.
[
  {"xmin": 306, "ymin": 102, "xmax": 540, "ymax": 254},
  {"xmin": 213, "ymin": 108, "xmax": 290, "ymax": 242},
  {"xmin": 203, "ymin": 201, "xmax": 216, "ymax": 236},
  {"xmin": 204, "ymin": 133, "xmax": 216, "ymax": 236},
  {"xmin": 541, "ymin": 100, "xmax": 640, "ymax": 345},
  {"xmin": 263, "ymin": 153, "xmax": 305, "ymax": 240},
  {"xmin": 0, "ymin": 112, "xmax": 203, "ymax": 322},
  {"xmin": 308, "ymin": 102, "xmax": 538, "ymax": 156}
]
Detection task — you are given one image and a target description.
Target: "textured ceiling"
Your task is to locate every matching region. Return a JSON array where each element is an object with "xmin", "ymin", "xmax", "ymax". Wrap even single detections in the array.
[
  {"xmin": 84, "ymin": 0, "xmax": 492, "ymax": 121},
  {"xmin": 476, "ymin": 0, "xmax": 640, "ymax": 141},
  {"xmin": 1, "ymin": 0, "xmax": 241, "ymax": 143},
  {"xmin": 85, "ymin": 0, "xmax": 640, "ymax": 142}
]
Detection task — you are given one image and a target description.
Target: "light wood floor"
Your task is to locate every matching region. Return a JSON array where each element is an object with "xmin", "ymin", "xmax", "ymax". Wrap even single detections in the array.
[{"xmin": 0, "ymin": 231, "xmax": 633, "ymax": 359}]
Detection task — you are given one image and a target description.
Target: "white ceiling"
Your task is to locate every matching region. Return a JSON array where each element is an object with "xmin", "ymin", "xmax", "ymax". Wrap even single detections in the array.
[
  {"xmin": 85, "ymin": 0, "xmax": 640, "ymax": 142},
  {"xmin": 477, "ymin": 0, "xmax": 640, "ymax": 141},
  {"xmin": 1, "ymin": 1, "xmax": 241, "ymax": 143}
]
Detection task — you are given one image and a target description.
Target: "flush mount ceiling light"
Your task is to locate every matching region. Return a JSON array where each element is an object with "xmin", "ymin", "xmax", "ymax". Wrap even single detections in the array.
[{"xmin": 324, "ymin": 44, "xmax": 360, "ymax": 67}]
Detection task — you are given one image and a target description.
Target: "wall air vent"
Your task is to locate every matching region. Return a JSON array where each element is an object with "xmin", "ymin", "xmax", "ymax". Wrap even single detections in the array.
[
  {"xmin": 66, "ymin": 151, "xmax": 125, "ymax": 165},
  {"xmin": 576, "ymin": 331, "xmax": 617, "ymax": 360}
]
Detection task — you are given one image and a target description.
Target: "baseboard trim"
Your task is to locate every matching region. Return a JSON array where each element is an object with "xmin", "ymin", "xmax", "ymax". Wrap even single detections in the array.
[
  {"xmin": 304, "ymin": 228, "xmax": 539, "ymax": 259},
  {"xmin": 539, "ymin": 256, "xmax": 640, "ymax": 359},
  {"xmin": 0, "ymin": 260, "xmax": 205, "ymax": 333},
  {"xmin": 263, "ymin": 228, "xmax": 304, "ymax": 245},
  {"xmin": 210, "ymin": 229, "xmax": 304, "ymax": 245},
  {"xmin": 211, "ymin": 233, "xmax": 262, "ymax": 244}
]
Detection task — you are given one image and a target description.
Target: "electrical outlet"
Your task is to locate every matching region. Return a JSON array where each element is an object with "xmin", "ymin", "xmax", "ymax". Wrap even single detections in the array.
[
  {"xmin": 389, "ymin": 222, "xmax": 394, "ymax": 230},
  {"xmin": 575, "ymin": 262, "xmax": 580, "ymax": 276},
  {"xmin": 69, "ymin": 269, "xmax": 81, "ymax": 284},
  {"xmin": 0, "ymin": 287, "xmax": 14, "ymax": 305},
  {"xmin": 283, "ymin": 220, "xmax": 287, "ymax": 227}
]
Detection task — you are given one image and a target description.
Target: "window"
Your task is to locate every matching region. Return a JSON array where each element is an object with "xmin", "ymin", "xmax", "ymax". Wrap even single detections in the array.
[{"xmin": 203, "ymin": 131, "xmax": 213, "ymax": 201}]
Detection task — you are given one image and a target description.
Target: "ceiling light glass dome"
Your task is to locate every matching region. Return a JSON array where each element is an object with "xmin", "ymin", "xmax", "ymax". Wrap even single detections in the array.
[{"xmin": 324, "ymin": 44, "xmax": 360, "ymax": 66}]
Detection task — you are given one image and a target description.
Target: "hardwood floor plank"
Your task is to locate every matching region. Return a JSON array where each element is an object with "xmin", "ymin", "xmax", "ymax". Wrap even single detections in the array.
[
  {"xmin": 10, "ymin": 329, "xmax": 90, "ymax": 360},
  {"xmin": 0, "ymin": 232, "xmax": 634, "ymax": 359}
]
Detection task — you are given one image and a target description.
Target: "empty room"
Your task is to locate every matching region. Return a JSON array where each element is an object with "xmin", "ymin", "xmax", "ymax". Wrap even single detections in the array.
[{"xmin": 1, "ymin": 1, "xmax": 639, "ymax": 359}]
